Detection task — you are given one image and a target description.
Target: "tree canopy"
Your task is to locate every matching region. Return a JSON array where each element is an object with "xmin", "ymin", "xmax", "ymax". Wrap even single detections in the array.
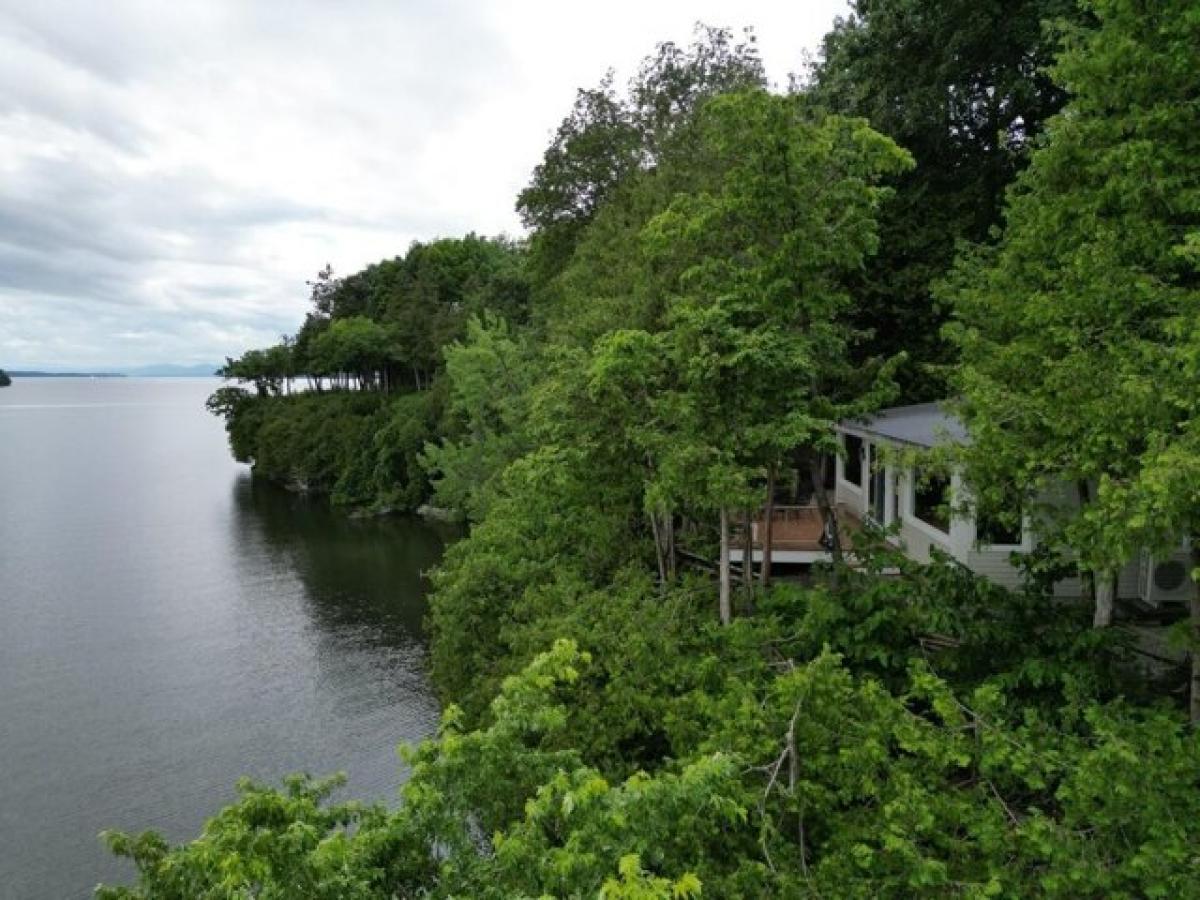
[
  {"xmin": 518, "ymin": 25, "xmax": 766, "ymax": 283},
  {"xmin": 945, "ymin": 0, "xmax": 1200, "ymax": 635},
  {"xmin": 162, "ymin": 8, "xmax": 1200, "ymax": 897},
  {"xmin": 807, "ymin": 0, "xmax": 1087, "ymax": 399}
]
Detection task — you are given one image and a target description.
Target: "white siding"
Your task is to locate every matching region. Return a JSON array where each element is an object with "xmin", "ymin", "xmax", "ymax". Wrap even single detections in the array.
[
  {"xmin": 833, "ymin": 423, "xmax": 1184, "ymax": 601},
  {"xmin": 1118, "ymin": 563, "xmax": 1144, "ymax": 600},
  {"xmin": 890, "ymin": 465, "xmax": 954, "ymax": 562},
  {"xmin": 834, "ymin": 431, "xmax": 867, "ymax": 518},
  {"xmin": 965, "ymin": 548, "xmax": 1026, "ymax": 591},
  {"xmin": 897, "ymin": 517, "xmax": 953, "ymax": 563}
]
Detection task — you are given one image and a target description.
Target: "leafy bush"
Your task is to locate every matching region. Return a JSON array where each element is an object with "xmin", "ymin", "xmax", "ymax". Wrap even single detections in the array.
[{"xmin": 100, "ymin": 626, "xmax": 1200, "ymax": 898}]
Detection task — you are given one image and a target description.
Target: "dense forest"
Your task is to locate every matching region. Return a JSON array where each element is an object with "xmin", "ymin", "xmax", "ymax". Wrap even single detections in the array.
[{"xmin": 105, "ymin": 2, "xmax": 1200, "ymax": 897}]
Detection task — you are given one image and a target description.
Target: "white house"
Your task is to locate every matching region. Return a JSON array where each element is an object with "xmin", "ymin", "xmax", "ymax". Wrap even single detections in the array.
[
  {"xmin": 831, "ymin": 402, "xmax": 1192, "ymax": 609},
  {"xmin": 729, "ymin": 402, "xmax": 1193, "ymax": 609}
]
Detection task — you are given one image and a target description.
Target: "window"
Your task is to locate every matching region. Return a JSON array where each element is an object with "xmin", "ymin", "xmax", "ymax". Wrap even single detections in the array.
[
  {"xmin": 976, "ymin": 488, "xmax": 1025, "ymax": 546},
  {"xmin": 867, "ymin": 446, "xmax": 887, "ymax": 523},
  {"xmin": 843, "ymin": 434, "xmax": 863, "ymax": 486},
  {"xmin": 913, "ymin": 471, "xmax": 951, "ymax": 533},
  {"xmin": 977, "ymin": 511, "xmax": 1023, "ymax": 546}
]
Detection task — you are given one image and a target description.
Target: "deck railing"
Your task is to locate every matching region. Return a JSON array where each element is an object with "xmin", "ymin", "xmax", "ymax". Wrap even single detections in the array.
[{"xmin": 733, "ymin": 503, "xmax": 859, "ymax": 551}]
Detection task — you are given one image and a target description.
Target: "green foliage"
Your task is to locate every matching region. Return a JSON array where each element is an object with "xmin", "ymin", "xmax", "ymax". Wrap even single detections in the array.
[
  {"xmin": 427, "ymin": 430, "xmax": 648, "ymax": 718},
  {"xmin": 945, "ymin": 0, "xmax": 1200, "ymax": 583},
  {"xmin": 0, "ymin": 368, "xmax": 11, "ymax": 387},
  {"xmin": 539, "ymin": 170, "xmax": 670, "ymax": 347},
  {"xmin": 165, "ymin": 11, "xmax": 1200, "ymax": 898},
  {"xmin": 209, "ymin": 235, "xmax": 527, "ymax": 509},
  {"xmin": 308, "ymin": 316, "xmax": 394, "ymax": 386},
  {"xmin": 808, "ymin": 0, "xmax": 1086, "ymax": 399},
  {"xmin": 99, "ymin": 641, "xmax": 729, "ymax": 899},
  {"xmin": 101, "ymin": 587, "xmax": 1200, "ymax": 898},
  {"xmin": 205, "ymin": 386, "xmax": 262, "ymax": 463},
  {"xmin": 206, "ymin": 390, "xmax": 443, "ymax": 513},
  {"xmin": 518, "ymin": 25, "xmax": 765, "ymax": 282},
  {"xmin": 219, "ymin": 344, "xmax": 293, "ymax": 397},
  {"xmin": 420, "ymin": 314, "xmax": 538, "ymax": 520},
  {"xmin": 96, "ymin": 775, "xmax": 386, "ymax": 900},
  {"xmin": 638, "ymin": 91, "xmax": 912, "ymax": 493},
  {"xmin": 368, "ymin": 387, "xmax": 444, "ymax": 512}
]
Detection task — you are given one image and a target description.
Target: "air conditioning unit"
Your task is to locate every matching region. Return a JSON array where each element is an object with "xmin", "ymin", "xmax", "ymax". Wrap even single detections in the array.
[{"xmin": 1142, "ymin": 548, "xmax": 1194, "ymax": 607}]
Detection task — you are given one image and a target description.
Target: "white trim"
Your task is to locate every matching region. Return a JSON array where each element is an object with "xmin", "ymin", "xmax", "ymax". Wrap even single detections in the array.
[
  {"xmin": 834, "ymin": 422, "xmax": 937, "ymax": 450},
  {"xmin": 906, "ymin": 511, "xmax": 953, "ymax": 548},
  {"xmin": 837, "ymin": 478, "xmax": 863, "ymax": 496},
  {"xmin": 865, "ymin": 442, "xmax": 888, "ymax": 526},
  {"xmin": 730, "ymin": 548, "xmax": 831, "ymax": 564},
  {"xmin": 974, "ymin": 513, "xmax": 1034, "ymax": 553},
  {"xmin": 836, "ymin": 424, "xmax": 874, "ymax": 441},
  {"xmin": 909, "ymin": 472, "xmax": 951, "ymax": 540}
]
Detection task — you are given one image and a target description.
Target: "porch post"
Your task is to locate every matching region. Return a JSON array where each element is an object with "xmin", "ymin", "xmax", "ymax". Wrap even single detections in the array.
[
  {"xmin": 718, "ymin": 507, "xmax": 732, "ymax": 626},
  {"xmin": 762, "ymin": 464, "xmax": 775, "ymax": 588}
]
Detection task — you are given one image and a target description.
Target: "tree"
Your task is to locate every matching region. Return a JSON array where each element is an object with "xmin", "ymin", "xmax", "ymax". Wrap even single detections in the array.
[
  {"xmin": 945, "ymin": 0, "xmax": 1200, "ymax": 647},
  {"xmin": 219, "ymin": 346, "xmax": 288, "ymax": 397},
  {"xmin": 306, "ymin": 263, "xmax": 340, "ymax": 317},
  {"xmin": 0, "ymin": 368, "xmax": 11, "ymax": 387},
  {"xmin": 173, "ymin": 16, "xmax": 1200, "ymax": 897},
  {"xmin": 382, "ymin": 235, "xmax": 530, "ymax": 388},
  {"xmin": 638, "ymin": 90, "xmax": 912, "ymax": 619},
  {"xmin": 100, "ymin": 584, "xmax": 1200, "ymax": 896},
  {"xmin": 518, "ymin": 25, "xmax": 765, "ymax": 283},
  {"xmin": 420, "ymin": 314, "xmax": 538, "ymax": 520},
  {"xmin": 310, "ymin": 316, "xmax": 394, "ymax": 390},
  {"xmin": 808, "ymin": 0, "xmax": 1086, "ymax": 400},
  {"xmin": 517, "ymin": 74, "xmax": 643, "ymax": 281}
]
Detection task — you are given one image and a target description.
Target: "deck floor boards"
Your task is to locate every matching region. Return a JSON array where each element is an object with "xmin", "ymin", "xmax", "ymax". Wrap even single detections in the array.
[{"xmin": 740, "ymin": 504, "xmax": 861, "ymax": 552}]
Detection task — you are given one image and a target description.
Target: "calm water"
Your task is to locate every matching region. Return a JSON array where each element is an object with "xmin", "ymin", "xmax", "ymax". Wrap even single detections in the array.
[{"xmin": 0, "ymin": 378, "xmax": 448, "ymax": 899}]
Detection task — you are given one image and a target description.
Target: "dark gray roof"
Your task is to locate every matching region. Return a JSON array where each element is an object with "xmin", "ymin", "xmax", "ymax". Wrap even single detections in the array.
[{"xmin": 839, "ymin": 402, "xmax": 968, "ymax": 448}]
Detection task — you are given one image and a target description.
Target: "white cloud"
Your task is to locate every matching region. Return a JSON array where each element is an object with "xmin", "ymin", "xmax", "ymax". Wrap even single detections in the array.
[{"xmin": 0, "ymin": 0, "xmax": 848, "ymax": 367}]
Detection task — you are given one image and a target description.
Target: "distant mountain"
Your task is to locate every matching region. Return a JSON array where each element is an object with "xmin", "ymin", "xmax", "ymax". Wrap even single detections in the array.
[
  {"xmin": 2, "ymin": 363, "xmax": 220, "ymax": 377},
  {"xmin": 120, "ymin": 363, "xmax": 221, "ymax": 377},
  {"xmin": 8, "ymin": 370, "xmax": 124, "ymax": 378}
]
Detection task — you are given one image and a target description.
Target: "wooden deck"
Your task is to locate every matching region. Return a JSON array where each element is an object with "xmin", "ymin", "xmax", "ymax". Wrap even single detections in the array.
[{"xmin": 731, "ymin": 504, "xmax": 861, "ymax": 562}]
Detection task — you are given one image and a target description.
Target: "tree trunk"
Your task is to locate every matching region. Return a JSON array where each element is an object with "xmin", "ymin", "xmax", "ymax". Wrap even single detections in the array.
[
  {"xmin": 1077, "ymin": 481, "xmax": 1097, "ymax": 607},
  {"xmin": 1191, "ymin": 545, "xmax": 1200, "ymax": 725},
  {"xmin": 762, "ymin": 465, "xmax": 775, "ymax": 588},
  {"xmin": 810, "ymin": 452, "xmax": 842, "ymax": 564},
  {"xmin": 742, "ymin": 509, "xmax": 754, "ymax": 601},
  {"xmin": 666, "ymin": 511, "xmax": 676, "ymax": 581},
  {"xmin": 649, "ymin": 508, "xmax": 667, "ymax": 587},
  {"xmin": 719, "ymin": 507, "xmax": 732, "ymax": 626},
  {"xmin": 1093, "ymin": 572, "xmax": 1116, "ymax": 628}
]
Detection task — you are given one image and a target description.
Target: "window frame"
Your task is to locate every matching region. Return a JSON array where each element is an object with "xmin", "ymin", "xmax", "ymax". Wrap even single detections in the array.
[
  {"xmin": 912, "ymin": 469, "xmax": 951, "ymax": 535},
  {"xmin": 842, "ymin": 434, "xmax": 864, "ymax": 488},
  {"xmin": 975, "ymin": 510, "xmax": 1025, "ymax": 549}
]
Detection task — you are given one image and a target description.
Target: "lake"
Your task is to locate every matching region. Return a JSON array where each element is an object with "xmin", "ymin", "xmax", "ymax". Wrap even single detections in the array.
[{"xmin": 0, "ymin": 377, "xmax": 448, "ymax": 899}]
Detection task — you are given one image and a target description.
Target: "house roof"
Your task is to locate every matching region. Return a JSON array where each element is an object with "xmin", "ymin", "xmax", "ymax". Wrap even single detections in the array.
[{"xmin": 839, "ymin": 402, "xmax": 968, "ymax": 449}]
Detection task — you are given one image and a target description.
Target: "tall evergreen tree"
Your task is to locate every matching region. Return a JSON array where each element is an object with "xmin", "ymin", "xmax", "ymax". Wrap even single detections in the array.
[
  {"xmin": 808, "ymin": 0, "xmax": 1085, "ymax": 399},
  {"xmin": 946, "ymin": 0, "xmax": 1200, "ymax": 656},
  {"xmin": 602, "ymin": 90, "xmax": 912, "ymax": 620},
  {"xmin": 517, "ymin": 25, "xmax": 765, "ymax": 285}
]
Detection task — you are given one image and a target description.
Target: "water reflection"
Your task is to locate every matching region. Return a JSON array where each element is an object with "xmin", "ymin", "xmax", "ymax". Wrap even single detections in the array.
[
  {"xmin": 229, "ymin": 475, "xmax": 456, "ymax": 642},
  {"xmin": 0, "ymin": 378, "xmax": 453, "ymax": 899}
]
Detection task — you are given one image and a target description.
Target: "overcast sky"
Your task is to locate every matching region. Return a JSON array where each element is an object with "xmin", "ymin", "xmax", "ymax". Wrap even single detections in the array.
[{"xmin": 0, "ymin": 0, "xmax": 849, "ymax": 368}]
